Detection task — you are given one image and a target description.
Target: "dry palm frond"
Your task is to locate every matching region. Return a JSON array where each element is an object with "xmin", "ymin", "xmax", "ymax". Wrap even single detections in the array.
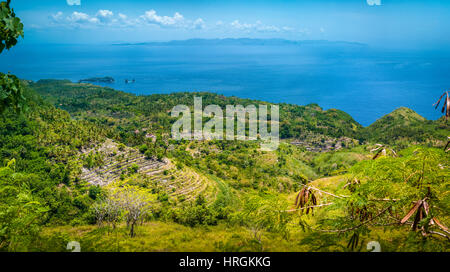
[
  {"xmin": 433, "ymin": 91, "xmax": 450, "ymax": 119},
  {"xmin": 400, "ymin": 198, "xmax": 449, "ymax": 239},
  {"xmin": 422, "ymin": 201, "xmax": 450, "ymax": 235},
  {"xmin": 444, "ymin": 137, "xmax": 450, "ymax": 152},
  {"xmin": 371, "ymin": 144, "xmax": 397, "ymax": 160},
  {"xmin": 344, "ymin": 177, "xmax": 360, "ymax": 192},
  {"xmin": 294, "ymin": 187, "xmax": 317, "ymax": 215},
  {"xmin": 358, "ymin": 207, "xmax": 373, "ymax": 221},
  {"xmin": 349, "ymin": 203, "xmax": 373, "ymax": 222},
  {"xmin": 411, "ymin": 203, "xmax": 424, "ymax": 231},
  {"xmin": 432, "ymin": 217, "xmax": 450, "ymax": 234},
  {"xmin": 347, "ymin": 232, "xmax": 360, "ymax": 251},
  {"xmin": 400, "ymin": 200, "xmax": 423, "ymax": 224}
]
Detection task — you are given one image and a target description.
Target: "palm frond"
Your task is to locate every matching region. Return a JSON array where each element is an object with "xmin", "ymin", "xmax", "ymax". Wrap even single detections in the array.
[
  {"xmin": 434, "ymin": 91, "xmax": 449, "ymax": 118},
  {"xmin": 400, "ymin": 200, "xmax": 422, "ymax": 224}
]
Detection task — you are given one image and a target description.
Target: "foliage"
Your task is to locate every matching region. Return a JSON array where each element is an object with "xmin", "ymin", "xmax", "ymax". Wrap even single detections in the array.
[
  {"xmin": 361, "ymin": 107, "xmax": 449, "ymax": 148},
  {"xmin": 170, "ymin": 196, "xmax": 219, "ymax": 227},
  {"xmin": 0, "ymin": 87, "xmax": 107, "ymax": 227},
  {"xmin": 304, "ymin": 146, "xmax": 450, "ymax": 251},
  {"xmin": 30, "ymin": 80, "xmax": 367, "ymax": 145},
  {"xmin": 0, "ymin": 0, "xmax": 25, "ymax": 114},
  {"xmin": 231, "ymin": 192, "xmax": 291, "ymax": 244},
  {"xmin": 0, "ymin": 78, "xmax": 448, "ymax": 251},
  {"xmin": 0, "ymin": 73, "xmax": 25, "ymax": 113},
  {"xmin": 0, "ymin": 0, "xmax": 23, "ymax": 53},
  {"xmin": 93, "ymin": 185, "xmax": 154, "ymax": 237},
  {"xmin": 0, "ymin": 160, "xmax": 49, "ymax": 251}
]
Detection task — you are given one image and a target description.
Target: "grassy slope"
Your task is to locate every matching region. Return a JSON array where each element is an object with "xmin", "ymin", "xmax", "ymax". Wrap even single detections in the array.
[{"xmin": 39, "ymin": 175, "xmax": 434, "ymax": 252}]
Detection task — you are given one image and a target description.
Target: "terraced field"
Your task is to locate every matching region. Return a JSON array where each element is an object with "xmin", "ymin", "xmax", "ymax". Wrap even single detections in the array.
[
  {"xmin": 79, "ymin": 139, "xmax": 217, "ymax": 201},
  {"xmin": 145, "ymin": 166, "xmax": 217, "ymax": 202}
]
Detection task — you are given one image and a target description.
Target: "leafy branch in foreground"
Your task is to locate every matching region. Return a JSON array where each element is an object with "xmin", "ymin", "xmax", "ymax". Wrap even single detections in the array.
[
  {"xmin": 339, "ymin": 148, "xmax": 447, "ymax": 239},
  {"xmin": 0, "ymin": 160, "xmax": 49, "ymax": 251},
  {"xmin": 0, "ymin": 0, "xmax": 23, "ymax": 53},
  {"xmin": 0, "ymin": 0, "xmax": 25, "ymax": 114},
  {"xmin": 232, "ymin": 193, "xmax": 290, "ymax": 248},
  {"xmin": 296, "ymin": 147, "xmax": 449, "ymax": 250},
  {"xmin": 0, "ymin": 73, "xmax": 25, "ymax": 113},
  {"xmin": 400, "ymin": 196, "xmax": 449, "ymax": 240}
]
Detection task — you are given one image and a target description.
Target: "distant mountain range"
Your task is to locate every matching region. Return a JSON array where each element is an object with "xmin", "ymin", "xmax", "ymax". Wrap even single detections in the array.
[{"xmin": 112, "ymin": 38, "xmax": 368, "ymax": 48}]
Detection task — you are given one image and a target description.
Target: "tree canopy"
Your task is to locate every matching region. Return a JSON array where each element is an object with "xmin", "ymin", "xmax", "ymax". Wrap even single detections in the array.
[{"xmin": 0, "ymin": 0, "xmax": 25, "ymax": 114}]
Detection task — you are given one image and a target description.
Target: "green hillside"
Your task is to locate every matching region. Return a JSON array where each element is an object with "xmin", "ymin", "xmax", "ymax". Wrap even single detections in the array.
[
  {"xmin": 361, "ymin": 107, "xmax": 449, "ymax": 147},
  {"xmin": 31, "ymin": 80, "xmax": 449, "ymax": 148},
  {"xmin": 0, "ymin": 80, "xmax": 448, "ymax": 252},
  {"xmin": 30, "ymin": 80, "xmax": 364, "ymax": 142}
]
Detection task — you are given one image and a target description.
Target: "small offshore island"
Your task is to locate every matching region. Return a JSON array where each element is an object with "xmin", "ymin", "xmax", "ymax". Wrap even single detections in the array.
[{"xmin": 78, "ymin": 76, "xmax": 115, "ymax": 84}]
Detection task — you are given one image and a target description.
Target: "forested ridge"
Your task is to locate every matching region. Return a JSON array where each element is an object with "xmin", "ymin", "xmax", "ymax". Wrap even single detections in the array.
[{"xmin": 31, "ymin": 79, "xmax": 449, "ymax": 146}]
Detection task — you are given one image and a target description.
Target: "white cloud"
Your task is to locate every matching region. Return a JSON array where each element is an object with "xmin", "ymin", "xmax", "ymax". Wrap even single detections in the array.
[
  {"xmin": 282, "ymin": 26, "xmax": 294, "ymax": 32},
  {"xmin": 139, "ymin": 10, "xmax": 185, "ymax": 28},
  {"xmin": 97, "ymin": 10, "xmax": 114, "ymax": 18},
  {"xmin": 136, "ymin": 10, "xmax": 207, "ymax": 30},
  {"xmin": 96, "ymin": 10, "xmax": 115, "ymax": 24},
  {"xmin": 230, "ymin": 20, "xmax": 253, "ymax": 31},
  {"xmin": 66, "ymin": 0, "xmax": 81, "ymax": 6},
  {"xmin": 193, "ymin": 18, "xmax": 206, "ymax": 30},
  {"xmin": 230, "ymin": 20, "xmax": 294, "ymax": 33},
  {"xmin": 367, "ymin": 0, "xmax": 381, "ymax": 6},
  {"xmin": 118, "ymin": 13, "xmax": 128, "ymax": 20},
  {"xmin": 256, "ymin": 24, "xmax": 281, "ymax": 33},
  {"xmin": 67, "ymin": 12, "xmax": 99, "ymax": 25},
  {"xmin": 51, "ymin": 11, "xmax": 64, "ymax": 23},
  {"xmin": 118, "ymin": 13, "xmax": 138, "ymax": 28},
  {"xmin": 48, "ymin": 9, "xmax": 295, "ymax": 34},
  {"xmin": 50, "ymin": 10, "xmax": 122, "ymax": 28}
]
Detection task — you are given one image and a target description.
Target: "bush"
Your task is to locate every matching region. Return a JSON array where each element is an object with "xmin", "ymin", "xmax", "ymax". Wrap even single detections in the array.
[
  {"xmin": 127, "ymin": 163, "xmax": 139, "ymax": 174},
  {"xmin": 144, "ymin": 149, "xmax": 155, "ymax": 159},
  {"xmin": 88, "ymin": 185, "xmax": 102, "ymax": 200},
  {"xmin": 171, "ymin": 197, "xmax": 218, "ymax": 227},
  {"xmin": 118, "ymin": 143, "xmax": 126, "ymax": 151},
  {"xmin": 139, "ymin": 144, "xmax": 148, "ymax": 154}
]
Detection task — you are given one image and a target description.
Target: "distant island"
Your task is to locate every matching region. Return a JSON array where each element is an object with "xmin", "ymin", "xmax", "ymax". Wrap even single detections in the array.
[
  {"xmin": 112, "ymin": 38, "xmax": 368, "ymax": 48},
  {"xmin": 78, "ymin": 76, "xmax": 115, "ymax": 84}
]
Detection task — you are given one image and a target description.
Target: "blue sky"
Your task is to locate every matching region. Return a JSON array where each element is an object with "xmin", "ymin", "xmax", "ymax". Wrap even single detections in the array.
[{"xmin": 10, "ymin": 0, "xmax": 450, "ymax": 49}]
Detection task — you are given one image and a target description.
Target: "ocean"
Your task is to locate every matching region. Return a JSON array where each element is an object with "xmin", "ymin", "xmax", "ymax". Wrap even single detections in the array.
[{"xmin": 1, "ymin": 42, "xmax": 448, "ymax": 126}]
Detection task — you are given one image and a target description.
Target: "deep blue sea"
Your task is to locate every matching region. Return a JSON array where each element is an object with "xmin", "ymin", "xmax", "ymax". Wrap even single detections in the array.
[{"xmin": 1, "ymin": 42, "xmax": 449, "ymax": 126}]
